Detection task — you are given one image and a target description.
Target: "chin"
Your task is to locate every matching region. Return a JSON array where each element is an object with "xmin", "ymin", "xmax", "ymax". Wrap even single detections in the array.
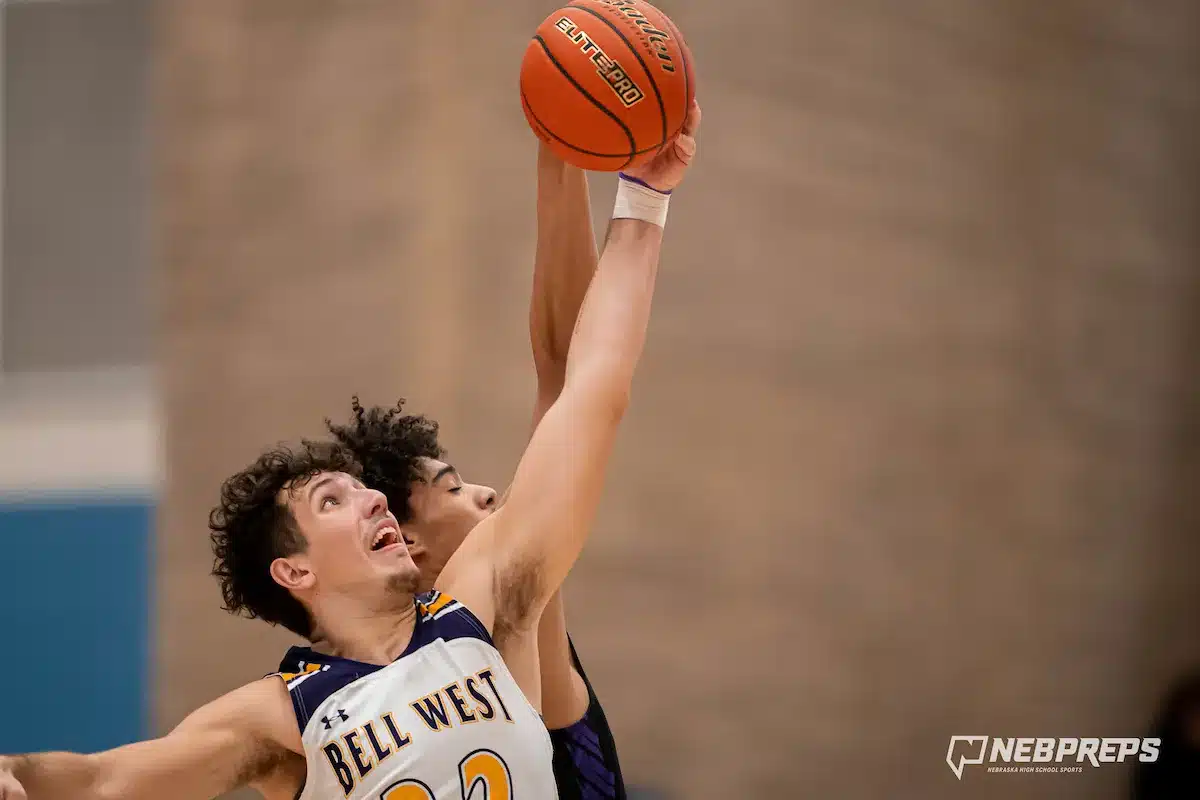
[{"xmin": 384, "ymin": 561, "xmax": 422, "ymax": 595}]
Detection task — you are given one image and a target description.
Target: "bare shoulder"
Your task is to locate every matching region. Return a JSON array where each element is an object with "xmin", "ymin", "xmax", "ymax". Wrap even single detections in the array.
[
  {"xmin": 174, "ymin": 676, "xmax": 303, "ymax": 758},
  {"xmin": 436, "ymin": 516, "xmax": 501, "ymax": 633},
  {"xmin": 248, "ymin": 676, "xmax": 305, "ymax": 755}
]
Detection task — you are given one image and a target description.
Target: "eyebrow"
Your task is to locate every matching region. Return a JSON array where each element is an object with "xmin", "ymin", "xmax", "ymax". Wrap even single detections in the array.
[
  {"xmin": 306, "ymin": 475, "xmax": 336, "ymax": 499},
  {"xmin": 431, "ymin": 465, "xmax": 458, "ymax": 486}
]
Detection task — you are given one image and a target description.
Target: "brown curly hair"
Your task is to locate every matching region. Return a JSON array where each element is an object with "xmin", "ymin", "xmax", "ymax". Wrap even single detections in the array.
[
  {"xmin": 208, "ymin": 440, "xmax": 361, "ymax": 638},
  {"xmin": 324, "ymin": 396, "xmax": 444, "ymax": 524}
]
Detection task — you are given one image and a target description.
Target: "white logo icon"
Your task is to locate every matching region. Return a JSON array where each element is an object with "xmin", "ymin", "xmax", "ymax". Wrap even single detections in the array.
[{"xmin": 946, "ymin": 736, "xmax": 989, "ymax": 780}]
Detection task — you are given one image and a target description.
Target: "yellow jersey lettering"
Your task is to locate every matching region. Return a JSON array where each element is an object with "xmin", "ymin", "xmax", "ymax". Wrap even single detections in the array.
[
  {"xmin": 381, "ymin": 711, "xmax": 413, "ymax": 750},
  {"xmin": 444, "ymin": 683, "xmax": 478, "ymax": 724},
  {"xmin": 410, "ymin": 692, "xmax": 453, "ymax": 732},
  {"xmin": 322, "ymin": 740, "xmax": 355, "ymax": 796},
  {"xmin": 343, "ymin": 729, "xmax": 373, "ymax": 780},
  {"xmin": 477, "ymin": 669, "xmax": 514, "ymax": 722},
  {"xmin": 363, "ymin": 719, "xmax": 394, "ymax": 762},
  {"xmin": 464, "ymin": 676, "xmax": 495, "ymax": 720}
]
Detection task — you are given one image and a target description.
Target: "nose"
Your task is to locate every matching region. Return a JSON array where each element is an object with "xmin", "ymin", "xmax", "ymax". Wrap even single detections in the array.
[
  {"xmin": 477, "ymin": 486, "xmax": 497, "ymax": 511},
  {"xmin": 362, "ymin": 487, "xmax": 388, "ymax": 518}
]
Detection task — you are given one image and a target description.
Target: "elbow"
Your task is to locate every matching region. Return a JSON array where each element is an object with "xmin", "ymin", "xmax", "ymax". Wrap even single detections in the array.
[
  {"xmin": 606, "ymin": 386, "xmax": 632, "ymax": 420},
  {"xmin": 579, "ymin": 375, "xmax": 632, "ymax": 423},
  {"xmin": 591, "ymin": 387, "xmax": 632, "ymax": 431}
]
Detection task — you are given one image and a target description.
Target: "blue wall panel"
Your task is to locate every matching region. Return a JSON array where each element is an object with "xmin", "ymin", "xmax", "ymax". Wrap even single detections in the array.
[{"xmin": 0, "ymin": 501, "xmax": 152, "ymax": 754}]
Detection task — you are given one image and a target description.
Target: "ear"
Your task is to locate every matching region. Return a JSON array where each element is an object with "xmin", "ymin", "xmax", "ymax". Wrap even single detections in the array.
[{"xmin": 270, "ymin": 555, "xmax": 315, "ymax": 592}]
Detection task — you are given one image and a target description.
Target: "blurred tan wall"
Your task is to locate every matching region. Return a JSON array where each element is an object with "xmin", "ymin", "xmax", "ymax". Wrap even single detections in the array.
[{"xmin": 155, "ymin": 1, "xmax": 1200, "ymax": 798}]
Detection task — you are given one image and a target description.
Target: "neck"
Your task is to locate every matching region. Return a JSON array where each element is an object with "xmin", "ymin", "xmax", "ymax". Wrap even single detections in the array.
[
  {"xmin": 413, "ymin": 553, "xmax": 440, "ymax": 595},
  {"xmin": 308, "ymin": 592, "xmax": 419, "ymax": 666}
]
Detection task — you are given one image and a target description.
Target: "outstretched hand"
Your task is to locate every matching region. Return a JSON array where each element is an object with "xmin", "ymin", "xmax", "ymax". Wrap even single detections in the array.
[{"xmin": 621, "ymin": 100, "xmax": 701, "ymax": 193}]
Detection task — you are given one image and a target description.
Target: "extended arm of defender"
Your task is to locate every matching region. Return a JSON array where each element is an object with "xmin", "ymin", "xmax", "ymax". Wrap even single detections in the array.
[
  {"xmin": 528, "ymin": 143, "xmax": 599, "ymax": 408},
  {"xmin": 0, "ymin": 679, "xmax": 298, "ymax": 800},
  {"xmin": 525, "ymin": 144, "xmax": 599, "ymax": 728},
  {"xmin": 439, "ymin": 216, "xmax": 664, "ymax": 632}
]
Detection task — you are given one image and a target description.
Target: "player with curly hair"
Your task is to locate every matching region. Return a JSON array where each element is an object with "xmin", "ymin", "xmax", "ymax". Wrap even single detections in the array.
[
  {"xmin": 259, "ymin": 143, "xmax": 631, "ymax": 800},
  {"xmin": 0, "ymin": 108, "xmax": 700, "ymax": 800}
]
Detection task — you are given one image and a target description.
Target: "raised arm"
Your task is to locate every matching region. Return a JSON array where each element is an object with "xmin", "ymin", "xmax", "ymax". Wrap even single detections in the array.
[
  {"xmin": 528, "ymin": 143, "xmax": 599, "ymax": 415},
  {"xmin": 524, "ymin": 144, "xmax": 601, "ymax": 728},
  {"xmin": 0, "ymin": 678, "xmax": 299, "ymax": 800},
  {"xmin": 439, "ymin": 103, "xmax": 700, "ymax": 639}
]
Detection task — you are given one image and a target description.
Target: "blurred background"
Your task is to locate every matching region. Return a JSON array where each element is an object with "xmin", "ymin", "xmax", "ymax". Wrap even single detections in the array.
[{"xmin": 2, "ymin": 0, "xmax": 1199, "ymax": 798}]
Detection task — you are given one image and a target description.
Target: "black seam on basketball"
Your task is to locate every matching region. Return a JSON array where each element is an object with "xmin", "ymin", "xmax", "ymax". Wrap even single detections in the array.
[
  {"xmin": 520, "ymin": 91, "xmax": 554, "ymax": 142},
  {"xmin": 565, "ymin": 2, "xmax": 668, "ymax": 150},
  {"xmin": 521, "ymin": 88, "xmax": 661, "ymax": 160},
  {"xmin": 532, "ymin": 34, "xmax": 636, "ymax": 167},
  {"xmin": 659, "ymin": 14, "xmax": 692, "ymax": 135}
]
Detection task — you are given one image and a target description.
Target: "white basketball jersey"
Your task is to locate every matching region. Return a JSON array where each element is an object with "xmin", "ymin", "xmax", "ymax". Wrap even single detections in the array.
[{"xmin": 275, "ymin": 591, "xmax": 557, "ymax": 800}]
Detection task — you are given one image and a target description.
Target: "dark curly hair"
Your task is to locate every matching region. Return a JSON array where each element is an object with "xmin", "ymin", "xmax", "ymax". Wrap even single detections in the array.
[
  {"xmin": 208, "ymin": 440, "xmax": 361, "ymax": 639},
  {"xmin": 324, "ymin": 396, "xmax": 444, "ymax": 524}
]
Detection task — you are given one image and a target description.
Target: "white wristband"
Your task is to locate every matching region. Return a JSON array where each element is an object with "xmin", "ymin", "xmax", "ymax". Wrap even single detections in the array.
[{"xmin": 612, "ymin": 173, "xmax": 671, "ymax": 228}]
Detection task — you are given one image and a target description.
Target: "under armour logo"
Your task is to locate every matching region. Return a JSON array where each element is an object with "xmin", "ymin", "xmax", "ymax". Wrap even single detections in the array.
[{"xmin": 321, "ymin": 709, "xmax": 350, "ymax": 730}]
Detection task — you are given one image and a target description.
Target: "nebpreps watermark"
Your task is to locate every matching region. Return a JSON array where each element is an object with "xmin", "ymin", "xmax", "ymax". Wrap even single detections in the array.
[{"xmin": 946, "ymin": 736, "xmax": 1160, "ymax": 779}]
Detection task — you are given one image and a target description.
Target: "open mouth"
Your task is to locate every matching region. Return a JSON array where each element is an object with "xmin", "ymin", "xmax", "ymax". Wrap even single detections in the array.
[{"xmin": 370, "ymin": 525, "xmax": 403, "ymax": 552}]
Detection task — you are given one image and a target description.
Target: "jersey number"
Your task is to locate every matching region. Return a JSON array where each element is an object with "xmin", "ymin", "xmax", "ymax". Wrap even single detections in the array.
[{"xmin": 380, "ymin": 749, "xmax": 512, "ymax": 800}]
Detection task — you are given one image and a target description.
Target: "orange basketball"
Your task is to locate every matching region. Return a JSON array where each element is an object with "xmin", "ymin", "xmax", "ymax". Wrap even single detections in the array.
[{"xmin": 520, "ymin": 0, "xmax": 696, "ymax": 171}]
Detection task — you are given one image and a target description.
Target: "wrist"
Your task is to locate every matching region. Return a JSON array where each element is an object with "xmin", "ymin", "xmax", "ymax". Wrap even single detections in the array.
[
  {"xmin": 612, "ymin": 173, "xmax": 671, "ymax": 227},
  {"xmin": 537, "ymin": 154, "xmax": 586, "ymax": 195},
  {"xmin": 605, "ymin": 217, "xmax": 665, "ymax": 249}
]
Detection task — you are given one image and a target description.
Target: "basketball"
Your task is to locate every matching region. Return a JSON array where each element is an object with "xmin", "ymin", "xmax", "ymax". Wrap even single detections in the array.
[{"xmin": 520, "ymin": 1, "xmax": 696, "ymax": 171}]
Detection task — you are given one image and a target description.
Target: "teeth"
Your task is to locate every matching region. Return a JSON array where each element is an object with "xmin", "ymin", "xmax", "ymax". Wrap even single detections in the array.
[{"xmin": 372, "ymin": 526, "xmax": 397, "ymax": 550}]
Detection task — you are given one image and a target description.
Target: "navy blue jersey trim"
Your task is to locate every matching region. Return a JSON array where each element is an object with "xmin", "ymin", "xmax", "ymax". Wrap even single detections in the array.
[{"xmin": 274, "ymin": 593, "xmax": 493, "ymax": 734}]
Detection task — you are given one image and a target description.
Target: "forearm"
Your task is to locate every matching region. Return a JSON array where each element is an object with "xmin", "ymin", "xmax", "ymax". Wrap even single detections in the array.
[
  {"xmin": 0, "ymin": 680, "xmax": 295, "ymax": 800},
  {"xmin": 3, "ymin": 752, "xmax": 103, "ymax": 798},
  {"xmin": 563, "ymin": 219, "xmax": 663, "ymax": 402},
  {"xmin": 530, "ymin": 145, "xmax": 598, "ymax": 392},
  {"xmin": 3, "ymin": 738, "xmax": 261, "ymax": 800}
]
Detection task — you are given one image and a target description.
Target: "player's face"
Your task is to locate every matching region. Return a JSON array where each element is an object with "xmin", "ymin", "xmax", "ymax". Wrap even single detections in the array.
[
  {"xmin": 403, "ymin": 458, "xmax": 498, "ymax": 588},
  {"xmin": 277, "ymin": 471, "xmax": 420, "ymax": 599}
]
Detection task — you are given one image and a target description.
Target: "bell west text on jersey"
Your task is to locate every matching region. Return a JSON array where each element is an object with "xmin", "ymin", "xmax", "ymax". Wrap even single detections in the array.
[{"xmin": 322, "ymin": 667, "xmax": 516, "ymax": 796}]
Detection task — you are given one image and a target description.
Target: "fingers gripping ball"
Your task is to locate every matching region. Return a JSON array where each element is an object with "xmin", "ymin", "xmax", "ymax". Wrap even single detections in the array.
[{"xmin": 520, "ymin": 0, "xmax": 696, "ymax": 171}]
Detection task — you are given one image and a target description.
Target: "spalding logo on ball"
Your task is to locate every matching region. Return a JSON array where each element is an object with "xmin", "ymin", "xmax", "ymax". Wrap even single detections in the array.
[{"xmin": 520, "ymin": 0, "xmax": 696, "ymax": 171}]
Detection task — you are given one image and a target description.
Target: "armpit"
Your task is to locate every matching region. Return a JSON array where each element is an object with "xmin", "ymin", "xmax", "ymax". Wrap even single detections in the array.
[
  {"xmin": 250, "ymin": 750, "xmax": 307, "ymax": 800},
  {"xmin": 235, "ymin": 741, "xmax": 297, "ymax": 790},
  {"xmin": 492, "ymin": 554, "xmax": 546, "ymax": 647}
]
